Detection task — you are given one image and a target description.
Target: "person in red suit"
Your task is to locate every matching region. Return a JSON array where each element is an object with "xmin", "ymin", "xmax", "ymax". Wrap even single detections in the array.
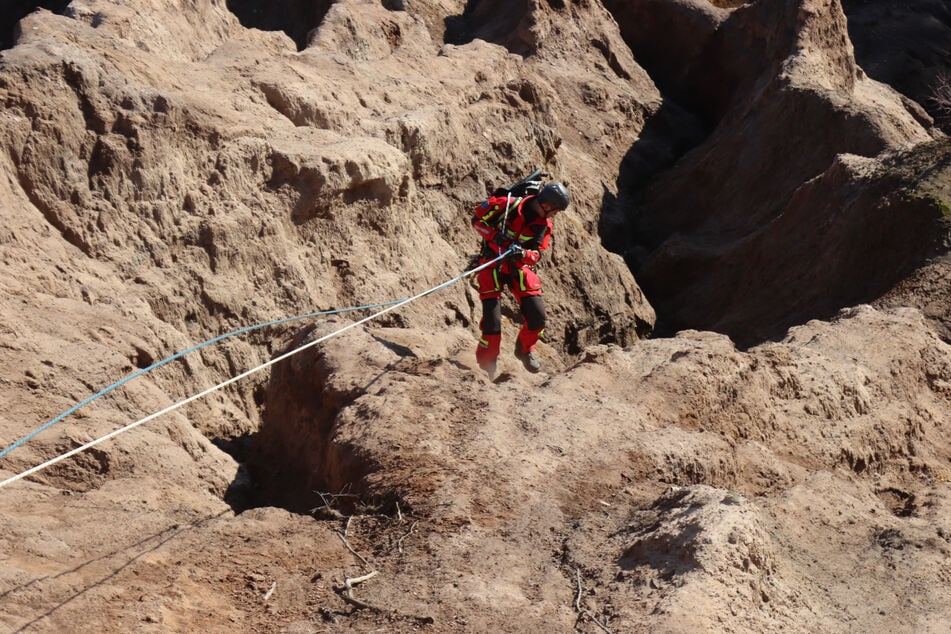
[{"xmin": 471, "ymin": 181, "xmax": 571, "ymax": 376}]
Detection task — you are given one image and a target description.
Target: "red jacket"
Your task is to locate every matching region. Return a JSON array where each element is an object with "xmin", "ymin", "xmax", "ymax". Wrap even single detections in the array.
[{"xmin": 472, "ymin": 194, "xmax": 552, "ymax": 269}]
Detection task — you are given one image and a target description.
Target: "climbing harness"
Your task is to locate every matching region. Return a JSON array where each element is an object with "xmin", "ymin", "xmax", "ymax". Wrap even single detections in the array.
[
  {"xmin": 493, "ymin": 168, "xmax": 545, "ymax": 255},
  {"xmin": 0, "ymin": 250, "xmax": 513, "ymax": 490}
]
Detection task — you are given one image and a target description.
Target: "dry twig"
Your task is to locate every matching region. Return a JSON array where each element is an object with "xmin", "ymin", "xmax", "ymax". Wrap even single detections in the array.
[
  {"xmin": 336, "ymin": 571, "xmax": 380, "ymax": 610},
  {"xmin": 311, "ymin": 488, "xmax": 359, "ymax": 519},
  {"xmin": 932, "ymin": 73, "xmax": 951, "ymax": 116},
  {"xmin": 346, "ymin": 570, "xmax": 379, "ymax": 588},
  {"xmin": 334, "ymin": 570, "xmax": 434, "ymax": 625},
  {"xmin": 263, "ymin": 581, "xmax": 277, "ymax": 602},
  {"xmin": 574, "ymin": 570, "xmax": 583, "ymax": 612},
  {"xmin": 574, "ymin": 569, "xmax": 614, "ymax": 634},
  {"xmin": 325, "ymin": 505, "xmax": 434, "ymax": 625},
  {"xmin": 335, "ymin": 529, "xmax": 371, "ymax": 569},
  {"xmin": 397, "ymin": 520, "xmax": 418, "ymax": 554}
]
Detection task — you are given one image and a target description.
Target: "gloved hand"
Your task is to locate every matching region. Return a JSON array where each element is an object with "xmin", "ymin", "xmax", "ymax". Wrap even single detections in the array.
[{"xmin": 506, "ymin": 244, "xmax": 525, "ymax": 260}]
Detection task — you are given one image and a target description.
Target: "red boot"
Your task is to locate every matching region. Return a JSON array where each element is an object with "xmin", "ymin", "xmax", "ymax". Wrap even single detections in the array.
[{"xmin": 476, "ymin": 333, "xmax": 501, "ymax": 377}]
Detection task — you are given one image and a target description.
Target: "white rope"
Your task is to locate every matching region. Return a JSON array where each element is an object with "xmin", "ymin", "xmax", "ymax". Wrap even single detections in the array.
[{"xmin": 0, "ymin": 253, "xmax": 508, "ymax": 490}]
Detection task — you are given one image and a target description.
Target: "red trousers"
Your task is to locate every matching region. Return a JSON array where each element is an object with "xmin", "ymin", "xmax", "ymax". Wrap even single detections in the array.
[{"xmin": 475, "ymin": 262, "xmax": 545, "ymax": 368}]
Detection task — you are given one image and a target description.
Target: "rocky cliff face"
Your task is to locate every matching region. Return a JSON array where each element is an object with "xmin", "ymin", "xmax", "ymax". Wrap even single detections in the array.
[
  {"xmin": 0, "ymin": 1, "xmax": 949, "ymax": 632},
  {"xmin": 610, "ymin": 0, "xmax": 947, "ymax": 342},
  {"xmin": 843, "ymin": 0, "xmax": 951, "ymax": 133}
]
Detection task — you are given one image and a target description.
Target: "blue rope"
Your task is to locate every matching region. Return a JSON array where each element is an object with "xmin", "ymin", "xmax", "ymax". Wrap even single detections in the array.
[
  {"xmin": 0, "ymin": 299, "xmax": 408, "ymax": 459},
  {"xmin": 0, "ymin": 251, "xmax": 509, "ymax": 489}
]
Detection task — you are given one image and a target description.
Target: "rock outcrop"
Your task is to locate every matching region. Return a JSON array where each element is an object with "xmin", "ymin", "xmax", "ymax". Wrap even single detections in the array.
[
  {"xmin": 843, "ymin": 0, "xmax": 951, "ymax": 133},
  {"xmin": 614, "ymin": 0, "xmax": 947, "ymax": 341}
]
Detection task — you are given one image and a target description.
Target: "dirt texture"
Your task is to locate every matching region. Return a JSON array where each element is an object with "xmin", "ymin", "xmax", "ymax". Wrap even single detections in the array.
[{"xmin": 0, "ymin": 1, "xmax": 950, "ymax": 633}]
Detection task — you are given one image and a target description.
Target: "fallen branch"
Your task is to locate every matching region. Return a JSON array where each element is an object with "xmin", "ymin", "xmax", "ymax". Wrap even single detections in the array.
[
  {"xmin": 310, "ymin": 489, "xmax": 359, "ymax": 520},
  {"xmin": 397, "ymin": 520, "xmax": 418, "ymax": 554},
  {"xmin": 335, "ymin": 529, "xmax": 371, "ymax": 569},
  {"xmin": 336, "ymin": 570, "xmax": 380, "ymax": 610},
  {"xmin": 574, "ymin": 569, "xmax": 614, "ymax": 634},
  {"xmin": 346, "ymin": 570, "xmax": 379, "ymax": 589},
  {"xmin": 326, "ymin": 504, "xmax": 433, "ymax": 625},
  {"xmin": 334, "ymin": 570, "xmax": 434, "ymax": 625},
  {"xmin": 574, "ymin": 570, "xmax": 583, "ymax": 613}
]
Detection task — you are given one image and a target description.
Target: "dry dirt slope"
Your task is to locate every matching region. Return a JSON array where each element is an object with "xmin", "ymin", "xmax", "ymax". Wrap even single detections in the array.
[
  {"xmin": 0, "ymin": 0, "xmax": 950, "ymax": 632},
  {"xmin": 5, "ymin": 304, "xmax": 951, "ymax": 632},
  {"xmin": 246, "ymin": 305, "xmax": 951, "ymax": 632}
]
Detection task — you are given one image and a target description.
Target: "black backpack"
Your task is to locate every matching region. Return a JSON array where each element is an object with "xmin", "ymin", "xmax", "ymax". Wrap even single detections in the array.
[{"xmin": 492, "ymin": 168, "xmax": 546, "ymax": 198}]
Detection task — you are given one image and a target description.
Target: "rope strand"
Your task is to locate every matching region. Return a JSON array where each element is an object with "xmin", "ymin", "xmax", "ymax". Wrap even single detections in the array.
[
  {"xmin": 0, "ymin": 299, "xmax": 410, "ymax": 459},
  {"xmin": 0, "ymin": 252, "xmax": 509, "ymax": 490}
]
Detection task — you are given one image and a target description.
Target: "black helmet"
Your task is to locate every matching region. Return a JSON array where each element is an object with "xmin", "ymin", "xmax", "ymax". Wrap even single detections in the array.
[{"xmin": 536, "ymin": 181, "xmax": 570, "ymax": 211}]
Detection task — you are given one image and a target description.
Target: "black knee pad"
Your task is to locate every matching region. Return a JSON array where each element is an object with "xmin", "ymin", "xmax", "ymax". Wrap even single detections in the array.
[
  {"xmin": 481, "ymin": 298, "xmax": 501, "ymax": 334},
  {"xmin": 520, "ymin": 296, "xmax": 546, "ymax": 331}
]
